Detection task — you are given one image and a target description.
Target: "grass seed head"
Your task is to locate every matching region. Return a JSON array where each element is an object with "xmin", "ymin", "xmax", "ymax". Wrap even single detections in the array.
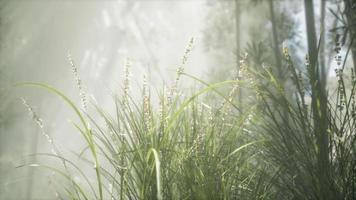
[
  {"xmin": 122, "ymin": 58, "xmax": 131, "ymax": 105},
  {"xmin": 143, "ymin": 75, "xmax": 151, "ymax": 131},
  {"xmin": 168, "ymin": 38, "xmax": 195, "ymax": 105},
  {"xmin": 21, "ymin": 98, "xmax": 58, "ymax": 155},
  {"xmin": 68, "ymin": 52, "xmax": 87, "ymax": 111}
]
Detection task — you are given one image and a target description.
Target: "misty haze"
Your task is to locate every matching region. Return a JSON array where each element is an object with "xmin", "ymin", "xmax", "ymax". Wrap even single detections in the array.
[{"xmin": 0, "ymin": 0, "xmax": 356, "ymax": 199}]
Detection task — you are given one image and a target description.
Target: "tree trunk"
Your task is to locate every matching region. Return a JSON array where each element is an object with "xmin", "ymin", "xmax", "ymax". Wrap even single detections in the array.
[
  {"xmin": 304, "ymin": 0, "xmax": 330, "ymax": 199},
  {"xmin": 320, "ymin": 0, "xmax": 326, "ymax": 88},
  {"xmin": 344, "ymin": 0, "xmax": 356, "ymax": 72},
  {"xmin": 235, "ymin": 0, "xmax": 243, "ymax": 112},
  {"xmin": 268, "ymin": 0, "xmax": 283, "ymax": 80},
  {"xmin": 25, "ymin": 126, "xmax": 39, "ymax": 199},
  {"xmin": 235, "ymin": 0, "xmax": 240, "ymax": 69}
]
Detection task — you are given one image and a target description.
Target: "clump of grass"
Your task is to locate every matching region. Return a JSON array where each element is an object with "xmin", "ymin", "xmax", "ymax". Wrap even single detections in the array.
[
  {"xmin": 19, "ymin": 42, "xmax": 264, "ymax": 200},
  {"xmin": 244, "ymin": 41, "xmax": 356, "ymax": 199},
  {"xmin": 19, "ymin": 36, "xmax": 356, "ymax": 199}
]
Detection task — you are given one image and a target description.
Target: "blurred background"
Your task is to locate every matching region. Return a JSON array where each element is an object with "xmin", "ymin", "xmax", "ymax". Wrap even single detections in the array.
[{"xmin": 0, "ymin": 0, "xmax": 349, "ymax": 199}]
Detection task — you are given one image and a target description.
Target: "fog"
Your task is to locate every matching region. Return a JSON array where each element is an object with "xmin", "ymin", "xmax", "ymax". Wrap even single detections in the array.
[
  {"xmin": 0, "ymin": 0, "xmax": 351, "ymax": 199},
  {"xmin": 0, "ymin": 1, "xmax": 215, "ymax": 198}
]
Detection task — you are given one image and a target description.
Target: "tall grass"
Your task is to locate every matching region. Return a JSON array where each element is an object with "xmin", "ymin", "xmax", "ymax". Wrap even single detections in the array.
[
  {"xmin": 19, "ymin": 42, "xmax": 356, "ymax": 199},
  {"xmin": 19, "ymin": 45, "xmax": 269, "ymax": 199},
  {"xmin": 243, "ymin": 43, "xmax": 356, "ymax": 199}
]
